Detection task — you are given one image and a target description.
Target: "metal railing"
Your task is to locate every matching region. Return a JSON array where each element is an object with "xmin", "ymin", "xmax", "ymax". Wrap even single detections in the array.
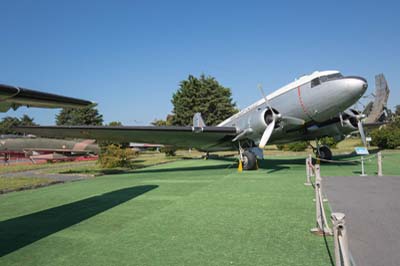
[
  {"xmin": 305, "ymin": 155, "xmax": 356, "ymax": 265},
  {"xmin": 331, "ymin": 213, "xmax": 351, "ymax": 266},
  {"xmin": 309, "ymin": 162, "xmax": 332, "ymax": 235}
]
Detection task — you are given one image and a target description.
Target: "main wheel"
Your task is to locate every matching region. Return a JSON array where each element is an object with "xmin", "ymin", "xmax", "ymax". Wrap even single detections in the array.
[
  {"xmin": 242, "ymin": 150, "xmax": 257, "ymax": 170},
  {"xmin": 316, "ymin": 145, "xmax": 332, "ymax": 160}
]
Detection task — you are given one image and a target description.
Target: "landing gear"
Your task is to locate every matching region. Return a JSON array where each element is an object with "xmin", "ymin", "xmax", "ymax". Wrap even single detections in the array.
[
  {"xmin": 241, "ymin": 150, "xmax": 257, "ymax": 170},
  {"xmin": 237, "ymin": 141, "xmax": 258, "ymax": 171},
  {"xmin": 316, "ymin": 145, "xmax": 332, "ymax": 160}
]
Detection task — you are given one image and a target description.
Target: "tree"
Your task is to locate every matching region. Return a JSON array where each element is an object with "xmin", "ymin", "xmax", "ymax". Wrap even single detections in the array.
[
  {"xmin": 151, "ymin": 115, "xmax": 173, "ymax": 126},
  {"xmin": 395, "ymin": 105, "xmax": 400, "ymax": 116},
  {"xmin": 20, "ymin": 115, "xmax": 37, "ymax": 126},
  {"xmin": 370, "ymin": 108, "xmax": 400, "ymax": 149},
  {"xmin": 0, "ymin": 115, "xmax": 37, "ymax": 134},
  {"xmin": 151, "ymin": 119, "xmax": 168, "ymax": 126},
  {"xmin": 56, "ymin": 104, "xmax": 103, "ymax": 126},
  {"xmin": 107, "ymin": 121, "xmax": 122, "ymax": 126},
  {"xmin": 171, "ymin": 74, "xmax": 238, "ymax": 126}
]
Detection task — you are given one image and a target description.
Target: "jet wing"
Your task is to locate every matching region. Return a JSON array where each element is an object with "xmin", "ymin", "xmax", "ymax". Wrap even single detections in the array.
[
  {"xmin": 0, "ymin": 84, "xmax": 93, "ymax": 112},
  {"xmin": 22, "ymin": 148, "xmax": 93, "ymax": 154},
  {"xmin": 15, "ymin": 126, "xmax": 238, "ymax": 151}
]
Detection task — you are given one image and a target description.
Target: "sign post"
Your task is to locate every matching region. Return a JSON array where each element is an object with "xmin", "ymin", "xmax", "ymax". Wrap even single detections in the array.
[{"xmin": 355, "ymin": 147, "xmax": 369, "ymax": 176}]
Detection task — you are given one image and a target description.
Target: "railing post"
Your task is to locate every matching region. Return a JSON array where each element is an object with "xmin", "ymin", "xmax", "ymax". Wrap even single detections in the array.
[
  {"xmin": 308, "ymin": 154, "xmax": 314, "ymax": 176},
  {"xmin": 331, "ymin": 213, "xmax": 351, "ymax": 266},
  {"xmin": 311, "ymin": 164, "xmax": 332, "ymax": 236},
  {"xmin": 304, "ymin": 157, "xmax": 312, "ymax": 186},
  {"xmin": 360, "ymin": 156, "xmax": 367, "ymax": 176},
  {"xmin": 377, "ymin": 152, "xmax": 383, "ymax": 176}
]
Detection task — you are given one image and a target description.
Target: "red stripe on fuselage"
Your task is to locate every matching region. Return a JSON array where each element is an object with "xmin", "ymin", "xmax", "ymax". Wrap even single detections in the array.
[{"xmin": 297, "ymin": 86, "xmax": 313, "ymax": 120}]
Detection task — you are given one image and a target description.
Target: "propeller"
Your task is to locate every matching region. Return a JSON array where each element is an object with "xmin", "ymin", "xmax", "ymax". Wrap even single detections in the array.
[
  {"xmin": 257, "ymin": 84, "xmax": 280, "ymax": 149},
  {"xmin": 356, "ymin": 113, "xmax": 367, "ymax": 146},
  {"xmin": 345, "ymin": 109, "xmax": 367, "ymax": 147}
]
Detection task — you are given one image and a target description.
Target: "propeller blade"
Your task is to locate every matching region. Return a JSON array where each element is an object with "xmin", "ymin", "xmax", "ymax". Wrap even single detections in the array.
[
  {"xmin": 259, "ymin": 119, "xmax": 275, "ymax": 148},
  {"xmin": 339, "ymin": 112, "xmax": 344, "ymax": 127},
  {"xmin": 258, "ymin": 84, "xmax": 276, "ymax": 115},
  {"xmin": 358, "ymin": 120, "xmax": 367, "ymax": 146}
]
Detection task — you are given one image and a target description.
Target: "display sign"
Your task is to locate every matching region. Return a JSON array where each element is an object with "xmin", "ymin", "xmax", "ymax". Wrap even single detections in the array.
[{"xmin": 354, "ymin": 147, "xmax": 369, "ymax": 155}]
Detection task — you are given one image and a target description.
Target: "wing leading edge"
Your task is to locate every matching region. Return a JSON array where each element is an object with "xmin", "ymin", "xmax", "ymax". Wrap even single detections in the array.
[
  {"xmin": 0, "ymin": 84, "xmax": 93, "ymax": 112},
  {"xmin": 15, "ymin": 126, "xmax": 238, "ymax": 152}
]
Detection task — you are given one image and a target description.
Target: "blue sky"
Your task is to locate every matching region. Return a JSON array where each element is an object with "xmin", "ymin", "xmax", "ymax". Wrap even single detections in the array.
[{"xmin": 0, "ymin": 0, "xmax": 399, "ymax": 125}]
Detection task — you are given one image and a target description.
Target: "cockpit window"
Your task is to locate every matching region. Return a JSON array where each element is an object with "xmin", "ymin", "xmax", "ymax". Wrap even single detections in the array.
[
  {"xmin": 311, "ymin": 73, "xmax": 343, "ymax": 87},
  {"xmin": 320, "ymin": 73, "xmax": 343, "ymax": 83},
  {"xmin": 311, "ymin": 78, "xmax": 320, "ymax": 87}
]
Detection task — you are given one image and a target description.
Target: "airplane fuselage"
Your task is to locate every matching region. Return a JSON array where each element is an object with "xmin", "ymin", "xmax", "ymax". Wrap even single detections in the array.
[{"xmin": 218, "ymin": 70, "xmax": 367, "ymax": 147}]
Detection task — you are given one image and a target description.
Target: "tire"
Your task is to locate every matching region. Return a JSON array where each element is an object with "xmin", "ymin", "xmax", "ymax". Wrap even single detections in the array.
[
  {"xmin": 317, "ymin": 145, "xmax": 332, "ymax": 160},
  {"xmin": 242, "ymin": 150, "xmax": 257, "ymax": 170}
]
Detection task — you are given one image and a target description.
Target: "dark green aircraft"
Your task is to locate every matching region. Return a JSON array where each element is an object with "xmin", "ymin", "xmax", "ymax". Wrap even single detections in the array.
[{"xmin": 0, "ymin": 135, "xmax": 99, "ymax": 162}]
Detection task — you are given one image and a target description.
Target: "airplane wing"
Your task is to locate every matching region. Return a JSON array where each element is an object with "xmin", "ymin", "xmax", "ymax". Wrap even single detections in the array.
[
  {"xmin": 22, "ymin": 148, "xmax": 94, "ymax": 154},
  {"xmin": 0, "ymin": 84, "xmax": 93, "ymax": 112},
  {"xmin": 15, "ymin": 126, "xmax": 238, "ymax": 151}
]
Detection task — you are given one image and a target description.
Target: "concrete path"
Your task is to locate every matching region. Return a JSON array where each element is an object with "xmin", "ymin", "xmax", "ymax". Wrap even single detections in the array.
[{"xmin": 324, "ymin": 175, "xmax": 400, "ymax": 266}]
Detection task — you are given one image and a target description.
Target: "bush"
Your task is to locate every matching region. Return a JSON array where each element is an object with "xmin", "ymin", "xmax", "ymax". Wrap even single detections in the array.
[
  {"xmin": 276, "ymin": 141, "xmax": 309, "ymax": 151},
  {"xmin": 370, "ymin": 127, "xmax": 400, "ymax": 149},
  {"xmin": 98, "ymin": 144, "xmax": 137, "ymax": 168},
  {"xmin": 276, "ymin": 144, "xmax": 286, "ymax": 150},
  {"xmin": 320, "ymin": 136, "xmax": 338, "ymax": 149},
  {"xmin": 160, "ymin": 146, "xmax": 177, "ymax": 156}
]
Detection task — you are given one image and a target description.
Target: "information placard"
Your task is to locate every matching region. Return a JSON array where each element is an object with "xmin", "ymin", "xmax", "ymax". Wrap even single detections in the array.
[{"xmin": 354, "ymin": 147, "xmax": 369, "ymax": 155}]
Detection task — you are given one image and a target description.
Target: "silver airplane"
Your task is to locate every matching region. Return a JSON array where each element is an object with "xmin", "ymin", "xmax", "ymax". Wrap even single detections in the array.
[{"xmin": 16, "ymin": 70, "xmax": 368, "ymax": 170}]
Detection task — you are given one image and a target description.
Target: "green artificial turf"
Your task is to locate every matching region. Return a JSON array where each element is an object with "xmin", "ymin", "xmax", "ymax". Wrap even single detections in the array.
[{"xmin": 2, "ymin": 152, "xmax": 398, "ymax": 266}]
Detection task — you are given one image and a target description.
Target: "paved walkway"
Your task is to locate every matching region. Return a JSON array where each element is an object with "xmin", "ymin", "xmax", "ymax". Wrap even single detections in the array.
[{"xmin": 324, "ymin": 175, "xmax": 400, "ymax": 266}]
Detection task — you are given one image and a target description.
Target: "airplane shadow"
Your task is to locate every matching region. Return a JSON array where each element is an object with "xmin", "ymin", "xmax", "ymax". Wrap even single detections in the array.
[
  {"xmin": 0, "ymin": 185, "xmax": 157, "ymax": 257},
  {"xmin": 132, "ymin": 163, "xmax": 235, "ymax": 174},
  {"xmin": 60, "ymin": 151, "xmax": 367, "ymax": 176}
]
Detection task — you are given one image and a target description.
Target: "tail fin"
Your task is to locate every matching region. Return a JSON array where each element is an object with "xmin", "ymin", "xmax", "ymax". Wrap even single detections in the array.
[{"xmin": 193, "ymin": 113, "xmax": 206, "ymax": 127}]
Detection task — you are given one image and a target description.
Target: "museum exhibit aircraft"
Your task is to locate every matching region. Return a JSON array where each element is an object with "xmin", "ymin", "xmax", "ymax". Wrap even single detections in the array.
[
  {"xmin": 16, "ymin": 70, "xmax": 368, "ymax": 170},
  {"xmin": 0, "ymin": 135, "xmax": 99, "ymax": 163},
  {"xmin": 0, "ymin": 83, "xmax": 92, "ymax": 112}
]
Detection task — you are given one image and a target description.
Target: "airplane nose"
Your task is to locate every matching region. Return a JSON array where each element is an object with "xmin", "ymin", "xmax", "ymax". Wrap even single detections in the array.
[{"xmin": 345, "ymin": 76, "xmax": 368, "ymax": 97}]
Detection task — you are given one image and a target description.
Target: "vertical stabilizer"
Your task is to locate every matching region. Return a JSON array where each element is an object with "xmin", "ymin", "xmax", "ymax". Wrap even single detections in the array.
[
  {"xmin": 365, "ymin": 74, "xmax": 390, "ymax": 123},
  {"xmin": 193, "ymin": 113, "xmax": 206, "ymax": 127}
]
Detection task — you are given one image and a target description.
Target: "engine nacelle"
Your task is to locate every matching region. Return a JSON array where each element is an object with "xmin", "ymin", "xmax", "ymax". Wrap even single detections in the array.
[
  {"xmin": 247, "ymin": 107, "xmax": 280, "ymax": 133},
  {"xmin": 342, "ymin": 108, "xmax": 361, "ymax": 129}
]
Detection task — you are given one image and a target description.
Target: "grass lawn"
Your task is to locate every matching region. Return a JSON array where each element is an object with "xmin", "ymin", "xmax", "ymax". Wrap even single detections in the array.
[
  {"xmin": 0, "ymin": 151, "xmax": 398, "ymax": 266},
  {"xmin": 0, "ymin": 157, "xmax": 336, "ymax": 266}
]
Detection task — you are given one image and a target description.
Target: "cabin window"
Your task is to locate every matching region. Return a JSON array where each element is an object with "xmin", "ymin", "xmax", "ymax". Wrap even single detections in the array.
[{"xmin": 311, "ymin": 78, "xmax": 320, "ymax": 87}]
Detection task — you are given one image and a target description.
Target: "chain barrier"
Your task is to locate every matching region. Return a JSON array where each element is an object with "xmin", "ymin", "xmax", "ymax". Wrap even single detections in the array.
[
  {"xmin": 311, "ymin": 153, "xmax": 378, "ymax": 164},
  {"xmin": 310, "ymin": 164, "xmax": 332, "ymax": 235},
  {"xmin": 305, "ymin": 156, "xmax": 359, "ymax": 265}
]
